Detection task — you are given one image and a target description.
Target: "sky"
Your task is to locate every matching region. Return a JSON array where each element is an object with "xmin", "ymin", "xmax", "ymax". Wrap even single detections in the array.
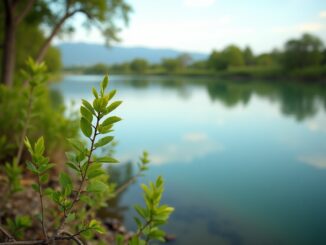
[{"xmin": 59, "ymin": 0, "xmax": 326, "ymax": 54}]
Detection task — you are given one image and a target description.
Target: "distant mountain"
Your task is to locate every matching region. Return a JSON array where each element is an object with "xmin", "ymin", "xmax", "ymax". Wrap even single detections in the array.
[{"xmin": 57, "ymin": 43, "xmax": 208, "ymax": 67}]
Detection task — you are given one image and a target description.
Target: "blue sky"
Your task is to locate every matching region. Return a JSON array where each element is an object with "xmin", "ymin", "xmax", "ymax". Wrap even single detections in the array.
[{"xmin": 61, "ymin": 0, "xmax": 326, "ymax": 54}]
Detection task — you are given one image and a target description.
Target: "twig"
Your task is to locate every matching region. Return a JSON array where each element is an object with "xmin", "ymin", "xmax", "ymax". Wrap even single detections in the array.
[
  {"xmin": 0, "ymin": 226, "xmax": 15, "ymax": 242},
  {"xmin": 0, "ymin": 234, "xmax": 85, "ymax": 245},
  {"xmin": 36, "ymin": 176, "xmax": 48, "ymax": 241},
  {"xmin": 60, "ymin": 231, "xmax": 84, "ymax": 245},
  {"xmin": 16, "ymin": 87, "xmax": 34, "ymax": 164},
  {"xmin": 114, "ymin": 173, "xmax": 141, "ymax": 196},
  {"xmin": 51, "ymin": 112, "xmax": 101, "ymax": 239}
]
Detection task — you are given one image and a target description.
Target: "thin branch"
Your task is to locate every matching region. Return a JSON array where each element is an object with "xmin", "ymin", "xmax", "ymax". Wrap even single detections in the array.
[
  {"xmin": 16, "ymin": 87, "xmax": 34, "ymax": 164},
  {"xmin": 36, "ymin": 176, "xmax": 48, "ymax": 241},
  {"xmin": 60, "ymin": 231, "xmax": 84, "ymax": 245},
  {"xmin": 0, "ymin": 234, "xmax": 85, "ymax": 245},
  {"xmin": 51, "ymin": 112, "xmax": 101, "ymax": 239},
  {"xmin": 0, "ymin": 226, "xmax": 15, "ymax": 242},
  {"xmin": 36, "ymin": 7, "xmax": 89, "ymax": 63},
  {"xmin": 114, "ymin": 173, "xmax": 141, "ymax": 196},
  {"xmin": 14, "ymin": 0, "xmax": 35, "ymax": 25}
]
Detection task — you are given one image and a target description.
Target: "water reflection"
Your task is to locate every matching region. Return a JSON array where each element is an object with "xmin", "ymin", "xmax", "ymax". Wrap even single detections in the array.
[
  {"xmin": 120, "ymin": 77, "xmax": 326, "ymax": 121},
  {"xmin": 52, "ymin": 75, "xmax": 326, "ymax": 245},
  {"xmin": 98, "ymin": 162, "xmax": 134, "ymax": 222}
]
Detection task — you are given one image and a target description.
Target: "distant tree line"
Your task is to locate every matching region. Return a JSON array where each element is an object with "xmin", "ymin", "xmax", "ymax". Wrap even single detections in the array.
[
  {"xmin": 207, "ymin": 33, "xmax": 325, "ymax": 71},
  {"xmin": 66, "ymin": 33, "xmax": 326, "ymax": 80}
]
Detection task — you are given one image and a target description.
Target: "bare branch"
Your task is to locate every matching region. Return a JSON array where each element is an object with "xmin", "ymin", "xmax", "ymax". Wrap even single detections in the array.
[
  {"xmin": 114, "ymin": 173, "xmax": 141, "ymax": 196},
  {"xmin": 61, "ymin": 231, "xmax": 84, "ymax": 245},
  {"xmin": 0, "ymin": 226, "xmax": 15, "ymax": 242},
  {"xmin": 0, "ymin": 234, "xmax": 85, "ymax": 245},
  {"xmin": 14, "ymin": 0, "xmax": 36, "ymax": 25},
  {"xmin": 36, "ymin": 7, "xmax": 89, "ymax": 63}
]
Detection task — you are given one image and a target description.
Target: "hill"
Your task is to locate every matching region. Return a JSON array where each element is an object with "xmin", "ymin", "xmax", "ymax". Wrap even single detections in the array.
[{"xmin": 57, "ymin": 43, "xmax": 208, "ymax": 67}]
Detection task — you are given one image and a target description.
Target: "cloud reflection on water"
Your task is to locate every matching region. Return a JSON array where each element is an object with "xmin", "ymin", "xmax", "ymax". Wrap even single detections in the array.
[
  {"xmin": 120, "ymin": 132, "xmax": 223, "ymax": 165},
  {"xmin": 298, "ymin": 155, "xmax": 326, "ymax": 169}
]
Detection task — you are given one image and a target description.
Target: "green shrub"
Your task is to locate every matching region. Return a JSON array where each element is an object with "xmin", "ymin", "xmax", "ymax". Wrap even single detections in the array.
[{"xmin": 0, "ymin": 60, "xmax": 173, "ymax": 244}]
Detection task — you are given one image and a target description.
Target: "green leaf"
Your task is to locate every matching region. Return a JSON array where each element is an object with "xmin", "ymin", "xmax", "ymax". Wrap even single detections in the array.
[
  {"xmin": 89, "ymin": 219, "xmax": 105, "ymax": 233},
  {"xmin": 148, "ymin": 228, "xmax": 165, "ymax": 241},
  {"xmin": 80, "ymin": 194, "xmax": 92, "ymax": 205},
  {"xmin": 87, "ymin": 180, "xmax": 107, "ymax": 193},
  {"xmin": 67, "ymin": 138, "xmax": 85, "ymax": 152},
  {"xmin": 82, "ymin": 99, "xmax": 95, "ymax": 115},
  {"xmin": 80, "ymin": 106, "xmax": 93, "ymax": 123},
  {"xmin": 39, "ymin": 163, "xmax": 55, "ymax": 173},
  {"xmin": 26, "ymin": 162, "xmax": 38, "ymax": 174},
  {"xmin": 31, "ymin": 183, "xmax": 39, "ymax": 192},
  {"xmin": 34, "ymin": 137, "xmax": 45, "ymax": 156},
  {"xmin": 80, "ymin": 117, "xmax": 92, "ymax": 138},
  {"xmin": 101, "ymin": 75, "xmax": 109, "ymax": 91},
  {"xmin": 95, "ymin": 156, "xmax": 119, "ymax": 164},
  {"xmin": 93, "ymin": 98, "xmax": 101, "ymax": 112},
  {"xmin": 108, "ymin": 90, "xmax": 116, "ymax": 100},
  {"xmin": 98, "ymin": 124, "xmax": 113, "ymax": 134},
  {"xmin": 106, "ymin": 101, "xmax": 122, "ymax": 114},
  {"xmin": 102, "ymin": 116, "xmax": 122, "ymax": 127},
  {"xmin": 134, "ymin": 205, "xmax": 148, "ymax": 219},
  {"xmin": 66, "ymin": 213, "xmax": 76, "ymax": 223},
  {"xmin": 116, "ymin": 234, "xmax": 124, "ymax": 245},
  {"xmin": 40, "ymin": 173, "xmax": 49, "ymax": 184},
  {"xmin": 59, "ymin": 173, "xmax": 73, "ymax": 196},
  {"xmin": 66, "ymin": 162, "xmax": 79, "ymax": 172},
  {"xmin": 87, "ymin": 169, "xmax": 105, "ymax": 179},
  {"xmin": 44, "ymin": 187, "xmax": 54, "ymax": 196},
  {"xmin": 92, "ymin": 87, "xmax": 99, "ymax": 98},
  {"xmin": 134, "ymin": 217, "xmax": 142, "ymax": 229},
  {"xmin": 94, "ymin": 136, "xmax": 114, "ymax": 148},
  {"xmin": 24, "ymin": 137, "xmax": 33, "ymax": 155}
]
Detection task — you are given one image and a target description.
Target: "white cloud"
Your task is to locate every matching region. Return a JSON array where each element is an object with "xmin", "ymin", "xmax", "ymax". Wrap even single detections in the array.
[
  {"xmin": 273, "ymin": 22, "xmax": 325, "ymax": 34},
  {"xmin": 299, "ymin": 155, "xmax": 326, "ymax": 169},
  {"xmin": 118, "ymin": 132, "xmax": 223, "ymax": 165},
  {"xmin": 319, "ymin": 11, "xmax": 326, "ymax": 19},
  {"xmin": 119, "ymin": 16, "xmax": 258, "ymax": 53},
  {"xmin": 298, "ymin": 22, "xmax": 323, "ymax": 32},
  {"xmin": 183, "ymin": 0, "xmax": 216, "ymax": 7},
  {"xmin": 183, "ymin": 132, "xmax": 208, "ymax": 142},
  {"xmin": 305, "ymin": 112, "xmax": 326, "ymax": 133},
  {"xmin": 150, "ymin": 135, "xmax": 223, "ymax": 165}
]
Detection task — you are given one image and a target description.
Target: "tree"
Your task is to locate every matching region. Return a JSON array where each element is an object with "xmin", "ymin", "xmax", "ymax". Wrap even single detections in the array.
[
  {"xmin": 243, "ymin": 46, "xmax": 255, "ymax": 66},
  {"xmin": 1, "ymin": 0, "xmax": 132, "ymax": 86},
  {"xmin": 130, "ymin": 59, "xmax": 149, "ymax": 73},
  {"xmin": 177, "ymin": 53, "xmax": 192, "ymax": 69},
  {"xmin": 282, "ymin": 33, "xmax": 324, "ymax": 70},
  {"xmin": 208, "ymin": 45, "xmax": 244, "ymax": 71},
  {"xmin": 15, "ymin": 21, "xmax": 62, "ymax": 75},
  {"xmin": 222, "ymin": 45, "xmax": 245, "ymax": 67},
  {"xmin": 208, "ymin": 50, "xmax": 228, "ymax": 71},
  {"xmin": 256, "ymin": 53, "xmax": 274, "ymax": 66},
  {"xmin": 1, "ymin": 0, "xmax": 35, "ymax": 86},
  {"xmin": 161, "ymin": 58, "xmax": 181, "ymax": 73}
]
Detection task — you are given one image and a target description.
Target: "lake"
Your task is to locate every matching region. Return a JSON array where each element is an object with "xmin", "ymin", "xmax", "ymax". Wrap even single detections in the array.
[{"xmin": 52, "ymin": 75, "xmax": 326, "ymax": 245}]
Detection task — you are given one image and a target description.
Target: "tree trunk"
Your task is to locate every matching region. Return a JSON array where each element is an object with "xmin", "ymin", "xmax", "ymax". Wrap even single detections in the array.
[{"xmin": 1, "ymin": 5, "xmax": 16, "ymax": 87}]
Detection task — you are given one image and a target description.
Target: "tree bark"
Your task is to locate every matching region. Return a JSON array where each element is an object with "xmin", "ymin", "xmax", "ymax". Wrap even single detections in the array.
[
  {"xmin": 1, "ymin": 1, "xmax": 16, "ymax": 87},
  {"xmin": 1, "ymin": 0, "xmax": 35, "ymax": 86}
]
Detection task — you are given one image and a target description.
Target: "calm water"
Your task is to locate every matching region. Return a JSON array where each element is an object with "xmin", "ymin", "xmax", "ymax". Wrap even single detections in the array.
[{"xmin": 52, "ymin": 75, "xmax": 326, "ymax": 245}]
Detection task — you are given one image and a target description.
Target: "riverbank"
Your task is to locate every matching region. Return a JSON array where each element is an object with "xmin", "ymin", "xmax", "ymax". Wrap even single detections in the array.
[{"xmin": 63, "ymin": 65, "xmax": 326, "ymax": 82}]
